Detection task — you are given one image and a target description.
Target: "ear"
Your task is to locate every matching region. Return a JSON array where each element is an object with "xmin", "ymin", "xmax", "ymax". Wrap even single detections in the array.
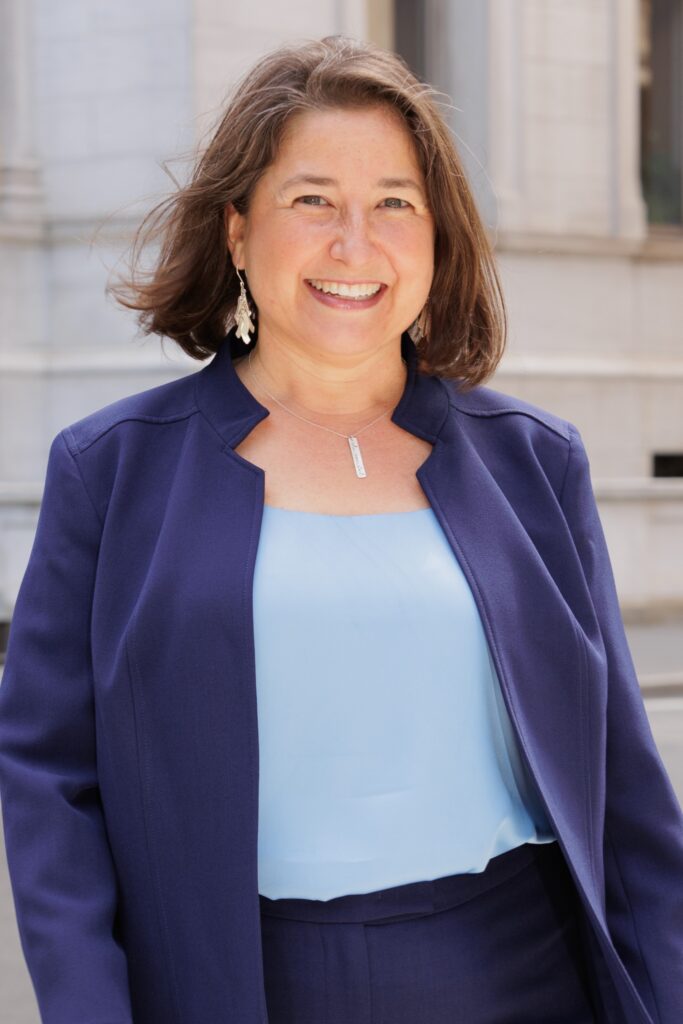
[{"xmin": 224, "ymin": 202, "xmax": 246, "ymax": 267}]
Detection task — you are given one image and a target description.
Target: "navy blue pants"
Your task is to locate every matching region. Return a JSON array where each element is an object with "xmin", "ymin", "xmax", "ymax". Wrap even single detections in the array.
[{"xmin": 259, "ymin": 840, "xmax": 601, "ymax": 1023}]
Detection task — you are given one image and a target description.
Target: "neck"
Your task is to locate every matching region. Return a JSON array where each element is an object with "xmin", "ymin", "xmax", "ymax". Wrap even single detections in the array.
[{"xmin": 235, "ymin": 331, "xmax": 408, "ymax": 420}]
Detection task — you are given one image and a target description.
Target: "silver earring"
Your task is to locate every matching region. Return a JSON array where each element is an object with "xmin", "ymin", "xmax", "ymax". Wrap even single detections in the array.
[
  {"xmin": 234, "ymin": 267, "xmax": 255, "ymax": 344},
  {"xmin": 408, "ymin": 302, "xmax": 430, "ymax": 343}
]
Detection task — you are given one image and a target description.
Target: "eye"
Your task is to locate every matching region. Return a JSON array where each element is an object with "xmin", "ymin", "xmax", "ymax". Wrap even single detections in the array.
[
  {"xmin": 382, "ymin": 197, "xmax": 411, "ymax": 209},
  {"xmin": 295, "ymin": 195, "xmax": 329, "ymax": 206}
]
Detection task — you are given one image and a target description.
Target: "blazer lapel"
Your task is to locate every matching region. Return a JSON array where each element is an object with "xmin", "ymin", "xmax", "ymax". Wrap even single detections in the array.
[{"xmin": 418, "ymin": 418, "xmax": 602, "ymax": 896}]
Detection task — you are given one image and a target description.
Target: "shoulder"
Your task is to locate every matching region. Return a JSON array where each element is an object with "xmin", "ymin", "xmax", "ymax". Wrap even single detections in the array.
[
  {"xmin": 437, "ymin": 378, "xmax": 580, "ymax": 501},
  {"xmin": 441, "ymin": 378, "xmax": 572, "ymax": 443},
  {"xmin": 59, "ymin": 367, "xmax": 201, "ymax": 455}
]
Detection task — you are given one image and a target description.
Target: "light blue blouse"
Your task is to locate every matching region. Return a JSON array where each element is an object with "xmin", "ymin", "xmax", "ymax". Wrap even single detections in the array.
[{"xmin": 253, "ymin": 504, "xmax": 556, "ymax": 901}]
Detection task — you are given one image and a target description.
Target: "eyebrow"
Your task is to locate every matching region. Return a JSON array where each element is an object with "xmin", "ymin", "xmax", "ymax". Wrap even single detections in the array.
[{"xmin": 278, "ymin": 174, "xmax": 425, "ymax": 195}]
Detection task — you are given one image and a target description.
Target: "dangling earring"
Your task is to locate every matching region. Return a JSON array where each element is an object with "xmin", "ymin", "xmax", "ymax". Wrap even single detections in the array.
[
  {"xmin": 234, "ymin": 267, "xmax": 255, "ymax": 344},
  {"xmin": 408, "ymin": 300, "xmax": 430, "ymax": 343}
]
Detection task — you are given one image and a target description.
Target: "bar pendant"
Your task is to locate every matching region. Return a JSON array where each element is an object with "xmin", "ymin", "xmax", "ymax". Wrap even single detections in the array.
[{"xmin": 347, "ymin": 436, "xmax": 367, "ymax": 478}]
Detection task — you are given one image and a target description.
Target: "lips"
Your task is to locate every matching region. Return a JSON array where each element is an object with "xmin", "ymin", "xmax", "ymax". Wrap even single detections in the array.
[
  {"xmin": 304, "ymin": 280, "xmax": 387, "ymax": 310},
  {"xmin": 307, "ymin": 279, "xmax": 383, "ymax": 298}
]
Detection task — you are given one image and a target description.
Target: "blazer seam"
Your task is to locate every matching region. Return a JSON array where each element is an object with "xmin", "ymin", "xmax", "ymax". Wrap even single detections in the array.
[
  {"xmin": 125, "ymin": 622, "xmax": 184, "ymax": 1024},
  {"xmin": 196, "ymin": 405, "xmax": 232, "ymax": 448},
  {"xmin": 191, "ymin": 368, "xmax": 228, "ymax": 447},
  {"xmin": 59, "ymin": 428, "xmax": 105, "ymax": 530},
  {"xmin": 559, "ymin": 426, "xmax": 603, "ymax": 941},
  {"xmin": 603, "ymin": 824, "xmax": 662, "ymax": 1024},
  {"xmin": 193, "ymin": 371, "xmax": 260, "ymax": 454},
  {"xmin": 447, "ymin": 394, "xmax": 571, "ymax": 442},
  {"xmin": 72, "ymin": 408, "xmax": 199, "ymax": 454},
  {"xmin": 573, "ymin": 616, "xmax": 597, "ymax": 891},
  {"xmin": 239, "ymin": 476, "xmax": 272, "ymax": 1024},
  {"xmin": 195, "ymin": 410, "xmax": 269, "ymax": 483},
  {"xmin": 557, "ymin": 423, "xmax": 576, "ymax": 508}
]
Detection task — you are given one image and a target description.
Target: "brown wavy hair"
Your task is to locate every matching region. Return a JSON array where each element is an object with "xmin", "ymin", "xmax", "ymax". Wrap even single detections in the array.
[{"xmin": 105, "ymin": 34, "xmax": 507, "ymax": 389}]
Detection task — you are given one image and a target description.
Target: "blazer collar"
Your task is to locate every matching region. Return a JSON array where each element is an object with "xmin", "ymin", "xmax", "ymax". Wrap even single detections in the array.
[{"xmin": 194, "ymin": 326, "xmax": 452, "ymax": 448}]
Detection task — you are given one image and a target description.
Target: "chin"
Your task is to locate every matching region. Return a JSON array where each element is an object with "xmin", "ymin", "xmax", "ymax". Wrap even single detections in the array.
[{"xmin": 312, "ymin": 329, "xmax": 394, "ymax": 353}]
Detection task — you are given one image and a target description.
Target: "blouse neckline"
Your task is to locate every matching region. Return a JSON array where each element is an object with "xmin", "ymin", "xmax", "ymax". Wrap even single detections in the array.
[{"xmin": 262, "ymin": 504, "xmax": 434, "ymax": 519}]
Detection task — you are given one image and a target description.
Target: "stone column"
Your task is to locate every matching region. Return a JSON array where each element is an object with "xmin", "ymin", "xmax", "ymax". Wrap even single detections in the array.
[
  {"xmin": 0, "ymin": 0, "xmax": 46, "ymax": 621},
  {"xmin": 0, "ymin": 0, "xmax": 44, "ymax": 230},
  {"xmin": 609, "ymin": 0, "xmax": 647, "ymax": 238},
  {"xmin": 485, "ymin": 0, "xmax": 646, "ymax": 240},
  {"xmin": 487, "ymin": 0, "xmax": 525, "ymax": 233},
  {"xmin": 423, "ymin": 0, "xmax": 495, "ymax": 227},
  {"xmin": 335, "ymin": 0, "xmax": 368, "ymax": 38}
]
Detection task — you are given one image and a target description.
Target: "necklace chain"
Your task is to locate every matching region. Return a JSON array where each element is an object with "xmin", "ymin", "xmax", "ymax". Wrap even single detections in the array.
[{"xmin": 246, "ymin": 348, "xmax": 407, "ymax": 440}]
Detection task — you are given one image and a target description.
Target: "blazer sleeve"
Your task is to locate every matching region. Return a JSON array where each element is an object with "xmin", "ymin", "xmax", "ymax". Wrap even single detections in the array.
[
  {"xmin": 0, "ymin": 431, "xmax": 134, "ymax": 1024},
  {"xmin": 561, "ymin": 422, "xmax": 683, "ymax": 1024}
]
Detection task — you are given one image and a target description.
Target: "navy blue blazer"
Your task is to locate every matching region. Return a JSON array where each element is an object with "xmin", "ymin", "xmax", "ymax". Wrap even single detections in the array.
[{"xmin": 1, "ymin": 328, "xmax": 682, "ymax": 1024}]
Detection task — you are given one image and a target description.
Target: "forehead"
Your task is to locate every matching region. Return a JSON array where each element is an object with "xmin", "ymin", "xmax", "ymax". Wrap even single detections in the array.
[{"xmin": 272, "ymin": 104, "xmax": 422, "ymax": 172}]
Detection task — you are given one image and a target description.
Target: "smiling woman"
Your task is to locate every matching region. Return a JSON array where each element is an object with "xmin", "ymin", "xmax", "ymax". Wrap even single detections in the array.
[
  {"xmin": 2, "ymin": 31, "xmax": 682, "ymax": 1024},
  {"xmin": 219, "ymin": 102, "xmax": 440, "ymax": 499},
  {"xmin": 103, "ymin": 33, "xmax": 508, "ymax": 514},
  {"xmin": 105, "ymin": 34, "xmax": 507, "ymax": 389},
  {"xmin": 223, "ymin": 104, "xmax": 435, "ymax": 390}
]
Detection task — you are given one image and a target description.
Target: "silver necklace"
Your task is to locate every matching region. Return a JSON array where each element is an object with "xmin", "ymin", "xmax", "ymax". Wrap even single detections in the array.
[{"xmin": 246, "ymin": 349, "xmax": 407, "ymax": 479}]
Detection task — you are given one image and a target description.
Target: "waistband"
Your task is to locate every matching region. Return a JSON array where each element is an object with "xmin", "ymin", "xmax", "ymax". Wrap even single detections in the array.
[{"xmin": 258, "ymin": 839, "xmax": 561, "ymax": 924}]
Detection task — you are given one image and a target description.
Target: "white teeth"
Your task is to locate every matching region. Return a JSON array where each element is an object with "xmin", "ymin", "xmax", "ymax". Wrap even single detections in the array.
[{"xmin": 308, "ymin": 279, "xmax": 382, "ymax": 298}]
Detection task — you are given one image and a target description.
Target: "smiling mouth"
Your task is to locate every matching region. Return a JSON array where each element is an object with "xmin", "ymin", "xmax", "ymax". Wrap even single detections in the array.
[{"xmin": 306, "ymin": 279, "xmax": 384, "ymax": 299}]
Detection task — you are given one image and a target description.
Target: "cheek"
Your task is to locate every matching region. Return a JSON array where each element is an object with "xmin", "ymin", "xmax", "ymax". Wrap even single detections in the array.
[
  {"xmin": 251, "ymin": 221, "xmax": 319, "ymax": 277},
  {"xmin": 387, "ymin": 226, "xmax": 434, "ymax": 287},
  {"xmin": 245, "ymin": 227, "xmax": 311, "ymax": 313},
  {"xmin": 380, "ymin": 216, "xmax": 433, "ymax": 250}
]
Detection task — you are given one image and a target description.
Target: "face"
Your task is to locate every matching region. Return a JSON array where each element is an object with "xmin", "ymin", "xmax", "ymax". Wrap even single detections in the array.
[{"xmin": 225, "ymin": 105, "xmax": 435, "ymax": 360}]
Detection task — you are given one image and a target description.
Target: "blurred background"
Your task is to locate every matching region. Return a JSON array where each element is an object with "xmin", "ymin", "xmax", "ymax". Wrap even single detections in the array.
[{"xmin": 0, "ymin": 1, "xmax": 681, "ymax": 1019}]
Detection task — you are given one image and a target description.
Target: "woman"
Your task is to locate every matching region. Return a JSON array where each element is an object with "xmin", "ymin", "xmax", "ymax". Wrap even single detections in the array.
[{"xmin": 0, "ymin": 34, "xmax": 682, "ymax": 1024}]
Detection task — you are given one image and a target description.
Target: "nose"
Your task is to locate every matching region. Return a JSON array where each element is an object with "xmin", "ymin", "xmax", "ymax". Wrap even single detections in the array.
[{"xmin": 328, "ymin": 211, "xmax": 378, "ymax": 266}]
